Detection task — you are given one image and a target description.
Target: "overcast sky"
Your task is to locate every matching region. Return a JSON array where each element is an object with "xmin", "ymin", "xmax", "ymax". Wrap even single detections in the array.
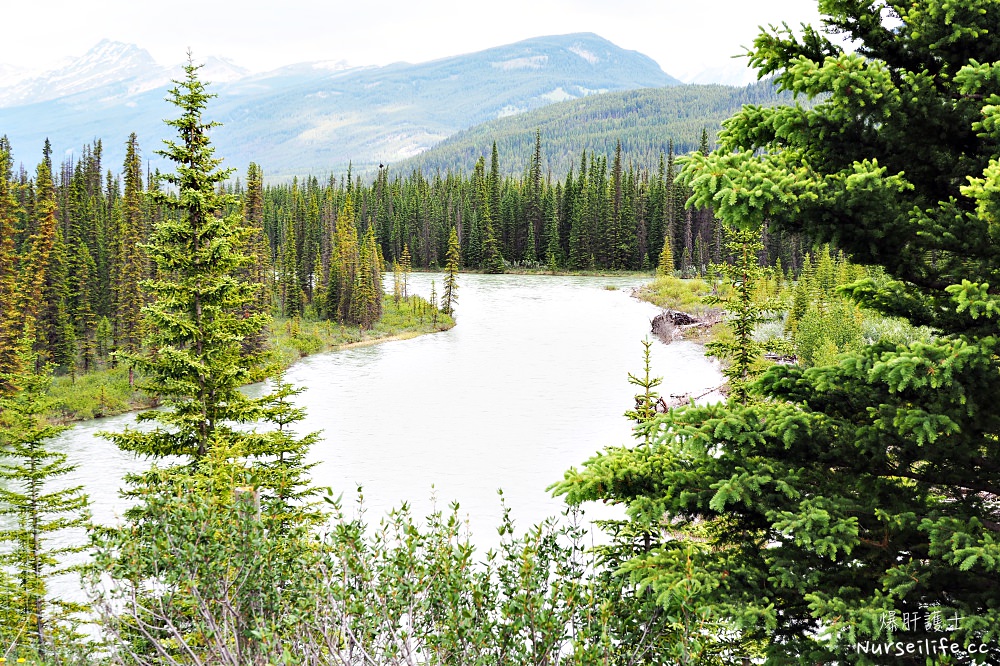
[{"xmin": 4, "ymin": 0, "xmax": 826, "ymax": 79}]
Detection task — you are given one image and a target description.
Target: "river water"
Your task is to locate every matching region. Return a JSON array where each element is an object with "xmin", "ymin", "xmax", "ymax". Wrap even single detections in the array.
[{"xmin": 53, "ymin": 273, "xmax": 722, "ymax": 550}]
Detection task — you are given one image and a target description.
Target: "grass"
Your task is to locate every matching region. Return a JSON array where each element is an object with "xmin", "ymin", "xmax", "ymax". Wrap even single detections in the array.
[
  {"xmin": 269, "ymin": 295, "xmax": 454, "ymax": 369},
  {"xmin": 46, "ymin": 295, "xmax": 454, "ymax": 424},
  {"xmin": 47, "ymin": 366, "xmax": 155, "ymax": 423},
  {"xmin": 635, "ymin": 274, "xmax": 724, "ymax": 316}
]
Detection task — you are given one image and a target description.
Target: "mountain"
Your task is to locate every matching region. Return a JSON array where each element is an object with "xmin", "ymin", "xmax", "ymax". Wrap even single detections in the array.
[
  {"xmin": 0, "ymin": 40, "xmax": 163, "ymax": 107},
  {"xmin": 0, "ymin": 33, "xmax": 679, "ymax": 179},
  {"xmin": 393, "ymin": 80, "xmax": 794, "ymax": 178},
  {"xmin": 0, "ymin": 40, "xmax": 249, "ymax": 108}
]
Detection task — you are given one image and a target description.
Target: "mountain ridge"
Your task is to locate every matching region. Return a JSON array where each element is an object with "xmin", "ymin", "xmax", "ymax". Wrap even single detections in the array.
[{"xmin": 1, "ymin": 34, "xmax": 681, "ymax": 178}]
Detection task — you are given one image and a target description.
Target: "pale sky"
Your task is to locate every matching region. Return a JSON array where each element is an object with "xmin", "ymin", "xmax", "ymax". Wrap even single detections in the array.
[{"xmin": 4, "ymin": 0, "xmax": 826, "ymax": 79}]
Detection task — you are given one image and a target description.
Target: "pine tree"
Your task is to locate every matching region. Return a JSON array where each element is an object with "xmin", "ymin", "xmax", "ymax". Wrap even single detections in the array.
[
  {"xmin": 279, "ymin": 213, "xmax": 303, "ymax": 317},
  {"xmin": 481, "ymin": 215, "xmax": 504, "ymax": 274},
  {"xmin": 525, "ymin": 129, "xmax": 544, "ymax": 263},
  {"xmin": 350, "ymin": 226, "xmax": 382, "ymax": 329},
  {"xmin": 703, "ymin": 227, "xmax": 775, "ymax": 405},
  {"xmin": 429, "ymin": 279, "xmax": 439, "ymax": 326},
  {"xmin": 544, "ymin": 192, "xmax": 561, "ymax": 272},
  {"xmin": 392, "ymin": 260, "xmax": 403, "ymax": 306},
  {"xmin": 95, "ymin": 58, "xmax": 324, "ymax": 664},
  {"xmin": 30, "ymin": 150, "xmax": 74, "ymax": 373},
  {"xmin": 326, "ymin": 194, "xmax": 360, "ymax": 323},
  {"xmin": 442, "ymin": 228, "xmax": 459, "ymax": 316},
  {"xmin": 68, "ymin": 240, "xmax": 98, "ymax": 373}
]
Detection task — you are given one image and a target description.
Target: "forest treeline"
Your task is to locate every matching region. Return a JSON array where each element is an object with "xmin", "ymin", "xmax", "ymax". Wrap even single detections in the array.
[{"xmin": 0, "ymin": 127, "xmax": 809, "ymax": 379}]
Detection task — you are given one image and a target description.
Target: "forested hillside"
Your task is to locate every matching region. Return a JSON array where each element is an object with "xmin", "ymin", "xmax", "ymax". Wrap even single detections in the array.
[{"xmin": 397, "ymin": 79, "xmax": 795, "ymax": 176}]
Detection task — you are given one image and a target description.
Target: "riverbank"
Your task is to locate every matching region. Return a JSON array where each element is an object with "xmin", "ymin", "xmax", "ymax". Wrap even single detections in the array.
[
  {"xmin": 45, "ymin": 295, "xmax": 454, "ymax": 424},
  {"xmin": 632, "ymin": 274, "xmax": 725, "ymax": 343},
  {"xmin": 413, "ymin": 267, "xmax": 656, "ymax": 278}
]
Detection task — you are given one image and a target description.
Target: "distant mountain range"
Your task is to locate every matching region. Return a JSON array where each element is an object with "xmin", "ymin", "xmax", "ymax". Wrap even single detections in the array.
[{"xmin": 0, "ymin": 34, "xmax": 761, "ymax": 180}]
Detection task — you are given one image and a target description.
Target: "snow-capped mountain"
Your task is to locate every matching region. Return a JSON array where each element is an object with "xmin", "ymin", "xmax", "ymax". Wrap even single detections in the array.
[
  {"xmin": 0, "ymin": 40, "xmax": 248, "ymax": 108},
  {"xmin": 1, "ymin": 34, "xmax": 679, "ymax": 178}
]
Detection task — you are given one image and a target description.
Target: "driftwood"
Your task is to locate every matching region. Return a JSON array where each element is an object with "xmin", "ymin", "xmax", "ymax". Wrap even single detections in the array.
[
  {"xmin": 662, "ymin": 385, "xmax": 724, "ymax": 408},
  {"xmin": 764, "ymin": 352, "xmax": 798, "ymax": 366},
  {"xmin": 636, "ymin": 385, "xmax": 724, "ymax": 412},
  {"xmin": 650, "ymin": 309, "xmax": 711, "ymax": 343}
]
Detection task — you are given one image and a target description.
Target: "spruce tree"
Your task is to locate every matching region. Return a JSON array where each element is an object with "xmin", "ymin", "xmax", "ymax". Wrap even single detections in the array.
[
  {"xmin": 104, "ymin": 57, "xmax": 269, "ymax": 461},
  {"xmin": 400, "ymin": 242, "xmax": 412, "ymax": 300},
  {"xmin": 0, "ymin": 347, "xmax": 89, "ymax": 656},
  {"xmin": 96, "ymin": 57, "xmax": 324, "ymax": 663},
  {"xmin": 112, "ymin": 133, "xmax": 147, "ymax": 372},
  {"xmin": 557, "ymin": 2, "xmax": 1000, "ymax": 661},
  {"xmin": 326, "ymin": 195, "xmax": 360, "ymax": 323},
  {"xmin": 429, "ymin": 279, "xmax": 439, "ymax": 326},
  {"xmin": 655, "ymin": 231, "xmax": 674, "ymax": 276},
  {"xmin": 279, "ymin": 213, "xmax": 303, "ymax": 317},
  {"xmin": 349, "ymin": 226, "xmax": 382, "ymax": 329},
  {"xmin": 442, "ymin": 227, "xmax": 460, "ymax": 316},
  {"xmin": 481, "ymin": 215, "xmax": 504, "ymax": 274},
  {"xmin": 0, "ymin": 141, "xmax": 22, "ymax": 392},
  {"xmin": 241, "ymin": 162, "xmax": 271, "ymax": 355},
  {"xmin": 25, "ymin": 152, "xmax": 71, "ymax": 372}
]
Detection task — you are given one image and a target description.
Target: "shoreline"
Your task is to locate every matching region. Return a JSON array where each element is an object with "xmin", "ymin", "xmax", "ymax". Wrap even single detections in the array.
[{"xmin": 46, "ymin": 297, "xmax": 455, "ymax": 425}]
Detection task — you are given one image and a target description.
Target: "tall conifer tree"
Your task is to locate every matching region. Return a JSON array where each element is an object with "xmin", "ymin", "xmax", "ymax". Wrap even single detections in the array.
[
  {"xmin": 0, "ymin": 348, "xmax": 89, "ymax": 656},
  {"xmin": 112, "ymin": 133, "xmax": 147, "ymax": 371},
  {"xmin": 0, "ymin": 140, "xmax": 23, "ymax": 392},
  {"xmin": 105, "ymin": 58, "xmax": 269, "ymax": 461},
  {"xmin": 442, "ymin": 227, "xmax": 460, "ymax": 316}
]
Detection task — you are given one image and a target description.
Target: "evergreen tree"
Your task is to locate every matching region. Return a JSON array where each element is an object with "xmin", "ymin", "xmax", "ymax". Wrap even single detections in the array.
[
  {"xmin": 31, "ymin": 151, "xmax": 74, "ymax": 373},
  {"xmin": 400, "ymin": 242, "xmax": 412, "ymax": 299},
  {"xmin": 350, "ymin": 226, "xmax": 382, "ymax": 329},
  {"xmin": 112, "ymin": 133, "xmax": 147, "ymax": 371},
  {"xmin": 429, "ymin": 279, "xmax": 439, "ymax": 326},
  {"xmin": 241, "ymin": 162, "xmax": 270, "ymax": 354},
  {"xmin": 279, "ymin": 213, "xmax": 303, "ymax": 317},
  {"xmin": 481, "ymin": 213, "xmax": 504, "ymax": 274},
  {"xmin": 525, "ymin": 129, "xmax": 544, "ymax": 262},
  {"xmin": 442, "ymin": 227, "xmax": 459, "ymax": 316},
  {"xmin": 703, "ymin": 227, "xmax": 775, "ymax": 405},
  {"xmin": 68, "ymin": 240, "xmax": 98, "ymax": 373},
  {"xmin": 0, "ymin": 348, "xmax": 89, "ymax": 656},
  {"xmin": 0, "ymin": 140, "xmax": 22, "ymax": 392},
  {"xmin": 104, "ymin": 57, "xmax": 269, "ymax": 461},
  {"xmin": 326, "ymin": 194, "xmax": 360, "ymax": 323},
  {"xmin": 544, "ymin": 191, "xmax": 561, "ymax": 271},
  {"xmin": 95, "ymin": 57, "xmax": 324, "ymax": 664},
  {"xmin": 558, "ymin": 2, "xmax": 1000, "ymax": 662},
  {"xmin": 655, "ymin": 231, "xmax": 674, "ymax": 276}
]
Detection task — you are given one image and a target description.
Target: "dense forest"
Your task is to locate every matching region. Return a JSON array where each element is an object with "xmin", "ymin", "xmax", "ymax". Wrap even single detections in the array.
[{"xmin": 0, "ymin": 125, "xmax": 811, "ymax": 379}]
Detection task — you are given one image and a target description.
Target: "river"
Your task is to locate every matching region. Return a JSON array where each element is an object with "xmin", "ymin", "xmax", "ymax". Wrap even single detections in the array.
[{"xmin": 53, "ymin": 273, "xmax": 722, "ymax": 551}]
